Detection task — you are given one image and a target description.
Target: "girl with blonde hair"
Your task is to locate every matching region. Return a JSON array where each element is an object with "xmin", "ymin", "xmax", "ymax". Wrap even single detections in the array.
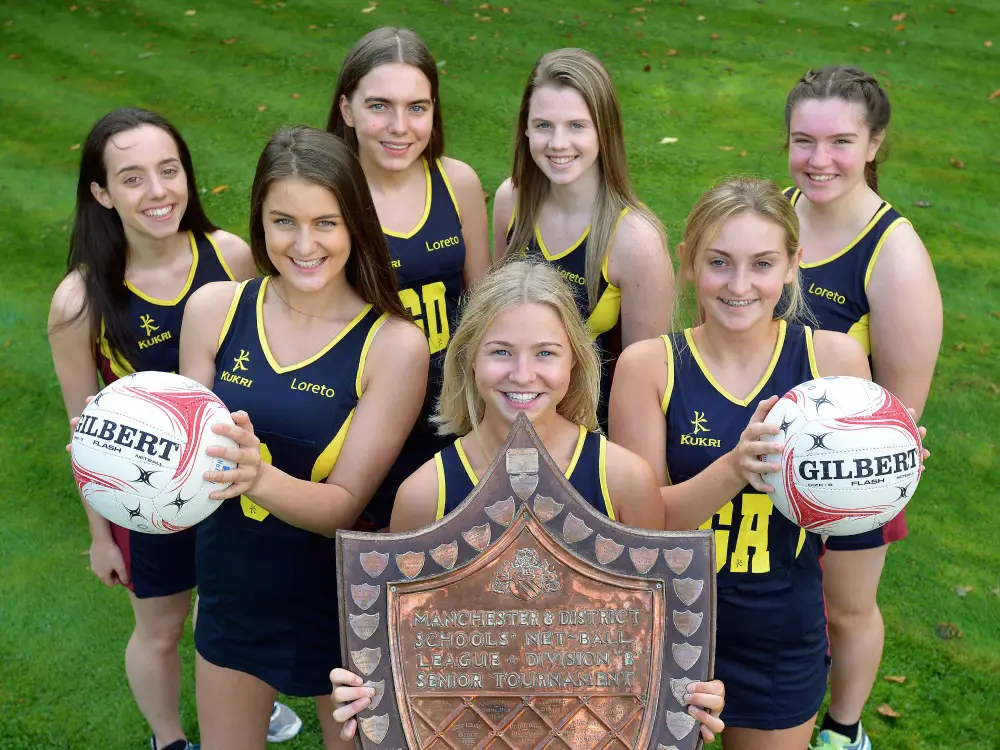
[
  {"xmin": 331, "ymin": 260, "xmax": 726, "ymax": 745},
  {"xmin": 610, "ymin": 177, "xmax": 925, "ymax": 750},
  {"xmin": 493, "ymin": 48, "xmax": 674, "ymax": 428}
]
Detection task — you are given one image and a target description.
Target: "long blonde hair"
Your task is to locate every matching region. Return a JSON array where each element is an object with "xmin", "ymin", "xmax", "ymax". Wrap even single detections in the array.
[
  {"xmin": 435, "ymin": 261, "xmax": 601, "ymax": 436},
  {"xmin": 676, "ymin": 177, "xmax": 813, "ymax": 327},
  {"xmin": 506, "ymin": 48, "xmax": 666, "ymax": 312}
]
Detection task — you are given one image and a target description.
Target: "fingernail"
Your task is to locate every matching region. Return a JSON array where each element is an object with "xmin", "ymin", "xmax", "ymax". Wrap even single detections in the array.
[
  {"xmin": 683, "ymin": 693, "xmax": 692, "ymax": 702},
  {"xmin": 366, "ymin": 688, "xmax": 376, "ymax": 696}
]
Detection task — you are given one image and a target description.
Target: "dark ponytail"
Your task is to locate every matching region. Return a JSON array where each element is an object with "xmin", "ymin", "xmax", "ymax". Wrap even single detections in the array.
[
  {"xmin": 784, "ymin": 66, "xmax": 891, "ymax": 193},
  {"xmin": 65, "ymin": 108, "xmax": 216, "ymax": 367}
]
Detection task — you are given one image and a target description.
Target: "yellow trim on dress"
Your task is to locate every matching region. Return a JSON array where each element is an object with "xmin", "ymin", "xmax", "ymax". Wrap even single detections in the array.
[
  {"xmin": 256, "ymin": 277, "xmax": 373, "ymax": 374},
  {"xmin": 804, "ymin": 325, "xmax": 820, "ymax": 378},
  {"xmin": 564, "ymin": 425, "xmax": 588, "ymax": 478},
  {"xmin": 436, "ymin": 158, "xmax": 462, "ymax": 223},
  {"xmin": 597, "ymin": 435, "xmax": 616, "ymax": 521},
  {"xmin": 684, "ymin": 320, "xmax": 787, "ymax": 407},
  {"xmin": 125, "ymin": 231, "xmax": 199, "ymax": 305},
  {"xmin": 799, "ymin": 204, "xmax": 894, "ymax": 269},
  {"xmin": 534, "ymin": 223, "xmax": 590, "ymax": 261},
  {"xmin": 864, "ymin": 216, "xmax": 910, "ymax": 290},
  {"xmin": 454, "ymin": 439, "xmax": 480, "ymax": 485},
  {"xmin": 382, "ymin": 158, "xmax": 433, "ymax": 239},
  {"xmin": 206, "ymin": 232, "xmax": 237, "ymax": 281},
  {"xmin": 97, "ymin": 319, "xmax": 134, "ymax": 380},
  {"xmin": 847, "ymin": 315, "xmax": 871, "ymax": 356},
  {"xmin": 355, "ymin": 313, "xmax": 391, "ymax": 398},
  {"xmin": 217, "ymin": 280, "xmax": 250, "ymax": 349},
  {"xmin": 311, "ymin": 409, "xmax": 354, "ymax": 482},
  {"xmin": 660, "ymin": 335, "xmax": 675, "ymax": 415},
  {"xmin": 434, "ymin": 452, "xmax": 448, "ymax": 521}
]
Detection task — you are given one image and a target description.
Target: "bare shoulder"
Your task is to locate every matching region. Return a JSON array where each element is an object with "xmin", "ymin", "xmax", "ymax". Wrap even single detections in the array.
[
  {"xmin": 371, "ymin": 315, "xmax": 430, "ymax": 360},
  {"xmin": 390, "ymin": 457, "xmax": 441, "ymax": 533},
  {"xmin": 186, "ymin": 279, "xmax": 242, "ymax": 321},
  {"xmin": 616, "ymin": 336, "xmax": 668, "ymax": 374},
  {"xmin": 493, "ymin": 177, "xmax": 516, "ymax": 216},
  {"xmin": 49, "ymin": 269, "xmax": 89, "ymax": 326},
  {"xmin": 615, "ymin": 210, "xmax": 665, "ymax": 251},
  {"xmin": 440, "ymin": 156, "xmax": 483, "ymax": 191},
  {"xmin": 812, "ymin": 329, "xmax": 870, "ymax": 379},
  {"xmin": 209, "ymin": 229, "xmax": 256, "ymax": 281}
]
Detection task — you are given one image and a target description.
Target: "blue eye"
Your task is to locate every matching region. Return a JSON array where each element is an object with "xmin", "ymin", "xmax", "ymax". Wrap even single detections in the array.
[
  {"xmin": 709, "ymin": 258, "xmax": 726, "ymax": 267},
  {"xmin": 316, "ymin": 220, "xmax": 337, "ymax": 228},
  {"xmin": 537, "ymin": 122, "xmax": 551, "ymax": 130},
  {"xmin": 410, "ymin": 105, "xmax": 427, "ymax": 113},
  {"xmin": 370, "ymin": 103, "xmax": 386, "ymax": 111},
  {"xmin": 273, "ymin": 218, "xmax": 293, "ymax": 226},
  {"xmin": 571, "ymin": 123, "xmax": 583, "ymax": 130}
]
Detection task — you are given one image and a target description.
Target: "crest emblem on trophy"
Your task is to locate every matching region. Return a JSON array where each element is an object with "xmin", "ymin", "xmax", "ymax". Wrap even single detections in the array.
[{"xmin": 337, "ymin": 415, "xmax": 716, "ymax": 749}]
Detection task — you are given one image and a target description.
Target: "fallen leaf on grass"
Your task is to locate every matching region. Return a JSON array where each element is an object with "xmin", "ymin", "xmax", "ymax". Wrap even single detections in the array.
[
  {"xmin": 7, "ymin": 53, "xmax": 21, "ymax": 59},
  {"xmin": 221, "ymin": 37, "xmax": 238, "ymax": 44},
  {"xmin": 211, "ymin": 185, "xmax": 228, "ymax": 194},
  {"xmin": 290, "ymin": 92, "xmax": 301, "ymax": 99},
  {"xmin": 257, "ymin": 104, "xmax": 268, "ymax": 112},
  {"xmin": 659, "ymin": 137, "xmax": 679, "ymax": 144},
  {"xmin": 710, "ymin": 32, "xmax": 720, "ymax": 40},
  {"xmin": 185, "ymin": 8, "xmax": 196, "ymax": 15},
  {"xmin": 990, "ymin": 310, "xmax": 1000, "ymax": 319},
  {"xmin": 858, "ymin": 45, "xmax": 872, "ymax": 52},
  {"xmin": 956, "ymin": 585, "xmax": 974, "ymax": 597},
  {"xmin": 913, "ymin": 200, "xmax": 932, "ymax": 208},
  {"xmin": 986, "ymin": 40, "xmax": 993, "ymax": 48},
  {"xmin": 738, "ymin": 149, "xmax": 747, "ymax": 157},
  {"xmin": 990, "ymin": 90, "xmax": 1000, "ymax": 100},
  {"xmin": 956, "ymin": 313, "xmax": 967, "ymax": 321},
  {"xmin": 947, "ymin": 7, "xmax": 956, "ymax": 13},
  {"xmin": 891, "ymin": 12, "xmax": 907, "ymax": 21},
  {"xmin": 936, "ymin": 622, "xmax": 962, "ymax": 639},
  {"xmin": 896, "ymin": 23, "xmax": 906, "ymax": 31},
  {"xmin": 70, "ymin": 4, "xmax": 78, "ymax": 10},
  {"xmin": 883, "ymin": 675, "xmax": 907, "ymax": 684},
  {"xmin": 643, "ymin": 64, "xmax": 651, "ymax": 72},
  {"xmin": 468, "ymin": 35, "xmax": 477, "ymax": 41},
  {"xmin": 949, "ymin": 157, "xmax": 965, "ymax": 169},
  {"xmin": 719, "ymin": 146, "xmax": 735, "ymax": 151},
  {"xmin": 992, "ymin": 586, "xmax": 1000, "ymax": 597},
  {"xmin": 361, "ymin": 3, "xmax": 377, "ymax": 13},
  {"xmin": 69, "ymin": 143, "xmax": 81, "ymax": 151},
  {"xmin": 877, "ymin": 704, "xmax": 901, "ymax": 719},
  {"xmin": 666, "ymin": 49, "xmax": 679, "ymax": 56},
  {"xmin": 308, "ymin": 24, "xmax": 318, "ymax": 30},
  {"xmin": 953, "ymin": 343, "xmax": 965, "ymax": 351},
  {"xmin": 697, "ymin": 15, "xmax": 705, "ymax": 21}
]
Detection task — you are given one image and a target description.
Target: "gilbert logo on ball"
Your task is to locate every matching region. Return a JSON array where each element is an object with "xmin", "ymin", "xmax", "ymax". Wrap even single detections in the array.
[
  {"xmin": 762, "ymin": 376, "xmax": 922, "ymax": 537},
  {"xmin": 71, "ymin": 371, "xmax": 237, "ymax": 534}
]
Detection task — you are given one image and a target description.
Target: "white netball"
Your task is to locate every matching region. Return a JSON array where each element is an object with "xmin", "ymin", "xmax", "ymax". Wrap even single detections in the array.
[
  {"xmin": 761, "ymin": 376, "xmax": 922, "ymax": 536},
  {"xmin": 71, "ymin": 371, "xmax": 236, "ymax": 534}
]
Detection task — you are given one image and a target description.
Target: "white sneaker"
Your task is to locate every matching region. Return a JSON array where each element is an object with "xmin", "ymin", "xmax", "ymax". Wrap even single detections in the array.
[{"xmin": 267, "ymin": 701, "xmax": 303, "ymax": 743}]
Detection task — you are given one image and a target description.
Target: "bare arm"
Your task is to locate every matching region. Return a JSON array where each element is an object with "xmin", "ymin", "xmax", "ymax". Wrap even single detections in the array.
[
  {"xmin": 388, "ymin": 458, "xmax": 441, "ymax": 533},
  {"xmin": 603, "ymin": 441, "xmax": 665, "ymax": 531},
  {"xmin": 866, "ymin": 223, "xmax": 942, "ymax": 418},
  {"xmin": 47, "ymin": 272, "xmax": 125, "ymax": 585},
  {"xmin": 234, "ymin": 318, "xmax": 430, "ymax": 535},
  {"xmin": 812, "ymin": 329, "xmax": 872, "ymax": 380},
  {"xmin": 607, "ymin": 213, "xmax": 674, "ymax": 347},
  {"xmin": 441, "ymin": 157, "xmax": 491, "ymax": 288},
  {"xmin": 610, "ymin": 338, "xmax": 746, "ymax": 530},
  {"xmin": 211, "ymin": 229, "xmax": 258, "ymax": 282},
  {"xmin": 178, "ymin": 281, "xmax": 240, "ymax": 389},
  {"xmin": 491, "ymin": 178, "xmax": 516, "ymax": 262}
]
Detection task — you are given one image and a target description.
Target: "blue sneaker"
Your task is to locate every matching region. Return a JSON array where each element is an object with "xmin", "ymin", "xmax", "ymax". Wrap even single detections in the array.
[
  {"xmin": 812, "ymin": 723, "xmax": 872, "ymax": 750},
  {"xmin": 268, "ymin": 701, "xmax": 303, "ymax": 743}
]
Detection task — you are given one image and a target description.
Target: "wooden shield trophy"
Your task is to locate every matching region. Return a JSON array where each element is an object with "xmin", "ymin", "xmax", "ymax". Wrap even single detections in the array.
[{"xmin": 337, "ymin": 415, "xmax": 716, "ymax": 750}]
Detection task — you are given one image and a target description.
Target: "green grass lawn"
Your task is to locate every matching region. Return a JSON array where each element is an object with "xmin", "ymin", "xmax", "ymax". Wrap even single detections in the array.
[{"xmin": 2, "ymin": 0, "xmax": 998, "ymax": 747}]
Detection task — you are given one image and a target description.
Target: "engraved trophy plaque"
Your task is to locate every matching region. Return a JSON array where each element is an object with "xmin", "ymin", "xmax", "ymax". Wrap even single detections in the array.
[{"xmin": 337, "ymin": 415, "xmax": 716, "ymax": 750}]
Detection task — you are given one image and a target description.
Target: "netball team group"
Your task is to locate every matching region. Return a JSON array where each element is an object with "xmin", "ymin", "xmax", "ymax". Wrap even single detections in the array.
[{"xmin": 48, "ymin": 25, "xmax": 941, "ymax": 750}]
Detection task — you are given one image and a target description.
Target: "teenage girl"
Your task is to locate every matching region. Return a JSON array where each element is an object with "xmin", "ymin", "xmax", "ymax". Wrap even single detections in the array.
[
  {"xmin": 331, "ymin": 260, "xmax": 726, "ymax": 746},
  {"xmin": 327, "ymin": 27, "xmax": 491, "ymax": 528},
  {"xmin": 611, "ymin": 177, "xmax": 924, "ymax": 750},
  {"xmin": 493, "ymin": 48, "xmax": 674, "ymax": 428},
  {"xmin": 783, "ymin": 66, "xmax": 942, "ymax": 750},
  {"xmin": 178, "ymin": 126, "xmax": 428, "ymax": 750},
  {"xmin": 48, "ymin": 108, "xmax": 255, "ymax": 750}
]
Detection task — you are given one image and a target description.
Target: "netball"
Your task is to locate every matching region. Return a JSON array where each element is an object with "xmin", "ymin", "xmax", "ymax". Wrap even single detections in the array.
[
  {"xmin": 70, "ymin": 371, "xmax": 236, "ymax": 534},
  {"xmin": 763, "ymin": 376, "xmax": 922, "ymax": 536}
]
